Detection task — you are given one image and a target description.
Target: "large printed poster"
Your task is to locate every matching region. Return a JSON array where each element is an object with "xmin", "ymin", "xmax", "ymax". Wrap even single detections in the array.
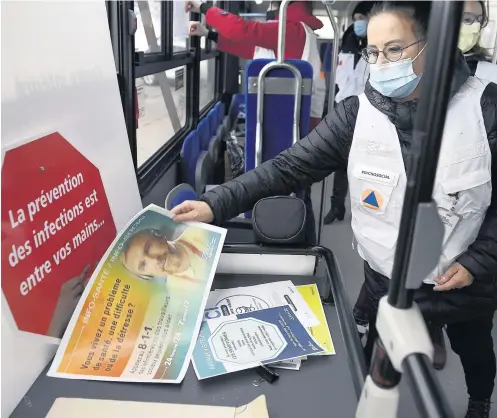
[{"xmin": 48, "ymin": 204, "xmax": 226, "ymax": 383}]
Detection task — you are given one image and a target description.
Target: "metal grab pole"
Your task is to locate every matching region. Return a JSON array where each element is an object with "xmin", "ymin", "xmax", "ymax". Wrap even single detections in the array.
[
  {"xmin": 324, "ymin": 3, "xmax": 339, "ymax": 108},
  {"xmin": 492, "ymin": 29, "xmax": 497, "ymax": 65},
  {"xmin": 387, "ymin": 0, "xmax": 464, "ymax": 308},
  {"xmin": 276, "ymin": 0, "xmax": 290, "ymax": 64},
  {"xmin": 317, "ymin": 1, "xmax": 340, "ymax": 247},
  {"xmin": 255, "ymin": 0, "xmax": 302, "ymax": 168}
]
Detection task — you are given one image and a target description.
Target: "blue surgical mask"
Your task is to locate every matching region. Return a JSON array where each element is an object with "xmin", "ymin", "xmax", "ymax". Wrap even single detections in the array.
[
  {"xmin": 369, "ymin": 45, "xmax": 426, "ymax": 99},
  {"xmin": 354, "ymin": 20, "xmax": 368, "ymax": 38}
]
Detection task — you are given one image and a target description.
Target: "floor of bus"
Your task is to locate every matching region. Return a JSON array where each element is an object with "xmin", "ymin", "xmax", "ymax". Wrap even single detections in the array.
[{"xmin": 312, "ymin": 173, "xmax": 497, "ymax": 418}]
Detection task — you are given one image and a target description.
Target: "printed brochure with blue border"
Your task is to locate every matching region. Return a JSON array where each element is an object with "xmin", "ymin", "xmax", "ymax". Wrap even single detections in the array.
[{"xmin": 192, "ymin": 306, "xmax": 324, "ymax": 379}]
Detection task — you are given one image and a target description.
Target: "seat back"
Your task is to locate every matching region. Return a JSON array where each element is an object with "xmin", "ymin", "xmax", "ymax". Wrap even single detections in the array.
[
  {"xmin": 227, "ymin": 94, "xmax": 244, "ymax": 128},
  {"xmin": 165, "ymin": 183, "xmax": 198, "ymax": 210},
  {"xmin": 208, "ymin": 134, "xmax": 221, "ymax": 165},
  {"xmin": 207, "ymin": 108, "xmax": 217, "ymax": 137},
  {"xmin": 197, "ymin": 118, "xmax": 210, "ymax": 151},
  {"xmin": 215, "ymin": 101, "xmax": 225, "ymax": 125},
  {"xmin": 195, "ymin": 151, "xmax": 214, "ymax": 195},
  {"xmin": 244, "ymin": 58, "xmax": 313, "ymax": 173},
  {"xmin": 180, "ymin": 131, "xmax": 200, "ymax": 188}
]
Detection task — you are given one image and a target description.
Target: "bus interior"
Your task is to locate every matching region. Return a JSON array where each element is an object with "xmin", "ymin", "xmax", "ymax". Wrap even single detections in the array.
[{"xmin": 2, "ymin": 1, "xmax": 497, "ymax": 417}]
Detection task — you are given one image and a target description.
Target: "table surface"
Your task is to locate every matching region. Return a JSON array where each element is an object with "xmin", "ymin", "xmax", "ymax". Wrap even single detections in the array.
[{"xmin": 11, "ymin": 273, "xmax": 358, "ymax": 418}]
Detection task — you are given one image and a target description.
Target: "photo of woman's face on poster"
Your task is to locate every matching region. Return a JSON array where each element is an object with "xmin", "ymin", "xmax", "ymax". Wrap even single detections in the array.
[{"xmin": 119, "ymin": 216, "xmax": 214, "ymax": 293}]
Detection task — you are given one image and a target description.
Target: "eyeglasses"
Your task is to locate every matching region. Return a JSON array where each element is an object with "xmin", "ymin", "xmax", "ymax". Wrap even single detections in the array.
[
  {"xmin": 461, "ymin": 12, "xmax": 486, "ymax": 26},
  {"xmin": 361, "ymin": 39, "xmax": 424, "ymax": 64}
]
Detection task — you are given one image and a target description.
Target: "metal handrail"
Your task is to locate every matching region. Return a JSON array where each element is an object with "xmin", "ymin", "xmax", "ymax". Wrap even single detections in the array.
[
  {"xmin": 324, "ymin": 3, "xmax": 339, "ymax": 108},
  {"xmin": 317, "ymin": 1, "xmax": 340, "ymax": 246},
  {"xmin": 492, "ymin": 27, "xmax": 497, "ymax": 65},
  {"xmin": 254, "ymin": 0, "xmax": 302, "ymax": 168}
]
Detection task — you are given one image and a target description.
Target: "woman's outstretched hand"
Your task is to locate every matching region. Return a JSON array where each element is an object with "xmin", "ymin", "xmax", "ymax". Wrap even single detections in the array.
[{"xmin": 171, "ymin": 200, "xmax": 214, "ymax": 223}]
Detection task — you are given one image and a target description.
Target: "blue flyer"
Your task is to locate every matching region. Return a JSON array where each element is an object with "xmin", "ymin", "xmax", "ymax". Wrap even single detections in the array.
[{"xmin": 192, "ymin": 306, "xmax": 324, "ymax": 379}]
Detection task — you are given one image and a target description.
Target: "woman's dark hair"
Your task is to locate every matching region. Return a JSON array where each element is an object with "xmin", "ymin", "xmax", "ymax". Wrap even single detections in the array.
[
  {"xmin": 370, "ymin": 1, "xmax": 432, "ymax": 40},
  {"xmin": 353, "ymin": 1, "xmax": 376, "ymax": 18},
  {"xmin": 479, "ymin": 0, "xmax": 489, "ymax": 28}
]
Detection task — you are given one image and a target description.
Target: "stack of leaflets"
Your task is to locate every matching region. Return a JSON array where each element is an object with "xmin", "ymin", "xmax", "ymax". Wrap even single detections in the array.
[
  {"xmin": 46, "ymin": 204, "xmax": 334, "ymax": 385},
  {"xmin": 192, "ymin": 281, "xmax": 335, "ymax": 379},
  {"xmin": 272, "ymin": 283, "xmax": 336, "ymax": 370}
]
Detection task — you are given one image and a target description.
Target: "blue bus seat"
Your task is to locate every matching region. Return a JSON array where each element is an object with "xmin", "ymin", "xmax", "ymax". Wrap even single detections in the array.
[
  {"xmin": 215, "ymin": 101, "xmax": 225, "ymax": 126},
  {"xmin": 243, "ymin": 58, "xmax": 313, "ymax": 219},
  {"xmin": 208, "ymin": 133, "xmax": 222, "ymax": 165},
  {"xmin": 216, "ymin": 123, "xmax": 226, "ymax": 141},
  {"xmin": 165, "ymin": 183, "xmax": 198, "ymax": 210},
  {"xmin": 180, "ymin": 131, "xmax": 200, "ymax": 188},
  {"xmin": 230, "ymin": 94, "xmax": 244, "ymax": 121},
  {"xmin": 224, "ymin": 94, "xmax": 244, "ymax": 134},
  {"xmin": 323, "ymin": 43, "xmax": 333, "ymax": 75},
  {"xmin": 244, "ymin": 58, "xmax": 313, "ymax": 173},
  {"xmin": 195, "ymin": 151, "xmax": 214, "ymax": 195},
  {"xmin": 207, "ymin": 108, "xmax": 217, "ymax": 137},
  {"xmin": 213, "ymin": 102, "xmax": 220, "ymax": 127},
  {"xmin": 197, "ymin": 119, "xmax": 211, "ymax": 151}
]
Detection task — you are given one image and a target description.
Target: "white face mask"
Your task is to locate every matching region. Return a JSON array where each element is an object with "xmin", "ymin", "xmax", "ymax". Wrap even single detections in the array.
[
  {"xmin": 369, "ymin": 44, "xmax": 426, "ymax": 99},
  {"xmin": 458, "ymin": 22, "xmax": 481, "ymax": 53}
]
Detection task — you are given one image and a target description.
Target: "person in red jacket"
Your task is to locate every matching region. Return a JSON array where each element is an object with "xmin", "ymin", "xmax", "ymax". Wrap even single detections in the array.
[{"xmin": 187, "ymin": 1, "xmax": 326, "ymax": 129}]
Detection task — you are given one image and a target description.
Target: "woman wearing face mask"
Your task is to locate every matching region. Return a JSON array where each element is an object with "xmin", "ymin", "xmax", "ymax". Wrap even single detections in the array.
[
  {"xmin": 174, "ymin": 2, "xmax": 497, "ymax": 416},
  {"xmin": 187, "ymin": 0, "xmax": 326, "ymax": 130},
  {"xmin": 324, "ymin": 1, "xmax": 375, "ymax": 227},
  {"xmin": 426, "ymin": 0, "xmax": 497, "ymax": 375},
  {"xmin": 333, "ymin": 1, "xmax": 374, "ymax": 104},
  {"xmin": 460, "ymin": 0, "xmax": 497, "ymax": 83}
]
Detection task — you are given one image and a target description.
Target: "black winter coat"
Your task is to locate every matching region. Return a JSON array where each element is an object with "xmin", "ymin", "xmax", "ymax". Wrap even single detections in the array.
[{"xmin": 201, "ymin": 52, "xmax": 497, "ymax": 323}]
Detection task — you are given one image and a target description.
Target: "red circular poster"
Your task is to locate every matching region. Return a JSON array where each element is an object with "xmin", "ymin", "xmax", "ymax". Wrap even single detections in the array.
[{"xmin": 2, "ymin": 133, "xmax": 117, "ymax": 338}]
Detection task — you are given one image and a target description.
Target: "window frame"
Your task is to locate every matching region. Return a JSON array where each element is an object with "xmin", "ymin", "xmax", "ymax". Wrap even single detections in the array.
[
  {"xmin": 108, "ymin": 0, "xmax": 227, "ymax": 196},
  {"xmin": 134, "ymin": 1, "xmax": 167, "ymax": 64},
  {"xmin": 199, "ymin": 50, "xmax": 221, "ymax": 115}
]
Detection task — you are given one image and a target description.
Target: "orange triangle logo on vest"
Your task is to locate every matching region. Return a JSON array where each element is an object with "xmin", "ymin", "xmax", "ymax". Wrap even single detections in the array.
[{"xmin": 361, "ymin": 189, "xmax": 383, "ymax": 210}]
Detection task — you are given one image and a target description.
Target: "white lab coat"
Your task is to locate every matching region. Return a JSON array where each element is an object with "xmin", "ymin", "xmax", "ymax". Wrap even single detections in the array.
[
  {"xmin": 475, "ymin": 60, "xmax": 497, "ymax": 84},
  {"xmin": 334, "ymin": 52, "xmax": 369, "ymax": 103},
  {"xmin": 348, "ymin": 77, "xmax": 492, "ymax": 284}
]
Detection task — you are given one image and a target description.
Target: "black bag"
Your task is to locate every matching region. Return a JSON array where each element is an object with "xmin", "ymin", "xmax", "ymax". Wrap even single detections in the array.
[{"xmin": 252, "ymin": 196, "xmax": 307, "ymax": 245}]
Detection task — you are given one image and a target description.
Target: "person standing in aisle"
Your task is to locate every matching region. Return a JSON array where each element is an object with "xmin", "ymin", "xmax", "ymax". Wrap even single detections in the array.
[
  {"xmin": 426, "ymin": 0, "xmax": 497, "ymax": 376},
  {"xmin": 186, "ymin": 0, "xmax": 326, "ymax": 130},
  {"xmin": 460, "ymin": 0, "xmax": 497, "ymax": 83}
]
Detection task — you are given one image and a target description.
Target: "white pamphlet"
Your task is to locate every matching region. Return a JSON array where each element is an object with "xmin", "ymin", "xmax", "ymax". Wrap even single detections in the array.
[{"xmin": 204, "ymin": 281, "xmax": 320, "ymax": 328}]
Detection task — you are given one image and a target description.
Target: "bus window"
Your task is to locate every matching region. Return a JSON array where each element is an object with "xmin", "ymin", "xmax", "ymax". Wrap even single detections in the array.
[
  {"xmin": 173, "ymin": 0, "xmax": 190, "ymax": 52},
  {"xmin": 199, "ymin": 58, "xmax": 216, "ymax": 111},
  {"xmin": 136, "ymin": 65, "xmax": 187, "ymax": 167},
  {"xmin": 135, "ymin": 1, "xmax": 163, "ymax": 54},
  {"xmin": 198, "ymin": 13, "xmax": 206, "ymax": 49}
]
